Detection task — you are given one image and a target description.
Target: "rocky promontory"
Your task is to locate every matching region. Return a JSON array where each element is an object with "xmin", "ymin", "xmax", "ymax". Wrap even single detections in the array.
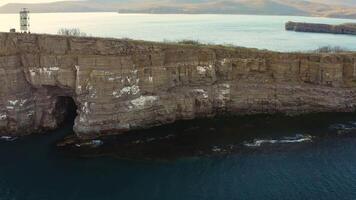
[
  {"xmin": 286, "ymin": 21, "xmax": 356, "ymax": 35},
  {"xmin": 1, "ymin": 32, "xmax": 356, "ymax": 139}
]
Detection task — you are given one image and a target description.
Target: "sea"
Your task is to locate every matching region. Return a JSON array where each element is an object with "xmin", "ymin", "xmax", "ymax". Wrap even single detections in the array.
[
  {"xmin": 1, "ymin": 13, "xmax": 356, "ymax": 200},
  {"xmin": 0, "ymin": 13, "xmax": 356, "ymax": 51}
]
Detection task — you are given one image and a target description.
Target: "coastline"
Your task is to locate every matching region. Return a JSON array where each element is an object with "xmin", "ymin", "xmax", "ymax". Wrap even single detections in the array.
[
  {"xmin": 0, "ymin": 11, "xmax": 355, "ymax": 20},
  {"xmin": 56, "ymin": 112, "xmax": 356, "ymax": 160},
  {"xmin": 1, "ymin": 32, "xmax": 356, "ymax": 139},
  {"xmin": 286, "ymin": 21, "xmax": 356, "ymax": 35}
]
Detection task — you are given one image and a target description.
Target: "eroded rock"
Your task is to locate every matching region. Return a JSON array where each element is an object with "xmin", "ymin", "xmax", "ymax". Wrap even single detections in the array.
[{"xmin": 1, "ymin": 32, "xmax": 356, "ymax": 139}]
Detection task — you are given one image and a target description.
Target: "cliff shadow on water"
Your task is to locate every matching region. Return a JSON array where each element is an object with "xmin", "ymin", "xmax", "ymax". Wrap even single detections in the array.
[{"xmin": 58, "ymin": 112, "xmax": 356, "ymax": 161}]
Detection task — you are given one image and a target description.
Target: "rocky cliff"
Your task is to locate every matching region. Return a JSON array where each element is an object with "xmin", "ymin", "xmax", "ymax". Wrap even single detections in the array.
[
  {"xmin": 1, "ymin": 32, "xmax": 356, "ymax": 139},
  {"xmin": 286, "ymin": 21, "xmax": 356, "ymax": 35}
]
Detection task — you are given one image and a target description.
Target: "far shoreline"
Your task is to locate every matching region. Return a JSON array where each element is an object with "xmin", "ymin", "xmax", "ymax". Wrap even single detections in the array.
[{"xmin": 0, "ymin": 11, "xmax": 356, "ymax": 21}]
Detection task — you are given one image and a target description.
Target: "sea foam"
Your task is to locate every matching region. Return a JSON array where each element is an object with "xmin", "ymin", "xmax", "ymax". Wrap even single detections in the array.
[{"xmin": 243, "ymin": 134, "xmax": 313, "ymax": 147}]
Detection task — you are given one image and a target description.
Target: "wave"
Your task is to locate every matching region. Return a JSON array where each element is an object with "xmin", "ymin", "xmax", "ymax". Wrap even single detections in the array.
[
  {"xmin": 0, "ymin": 136, "xmax": 18, "ymax": 142},
  {"xmin": 243, "ymin": 134, "xmax": 313, "ymax": 147},
  {"xmin": 329, "ymin": 122, "xmax": 356, "ymax": 135}
]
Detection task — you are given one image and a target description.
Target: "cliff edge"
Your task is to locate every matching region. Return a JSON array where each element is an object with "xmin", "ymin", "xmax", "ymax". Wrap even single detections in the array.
[{"xmin": 1, "ymin": 32, "xmax": 356, "ymax": 139}]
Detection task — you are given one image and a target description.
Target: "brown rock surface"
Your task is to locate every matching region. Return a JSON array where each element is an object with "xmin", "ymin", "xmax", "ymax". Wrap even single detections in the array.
[{"xmin": 1, "ymin": 32, "xmax": 356, "ymax": 139}]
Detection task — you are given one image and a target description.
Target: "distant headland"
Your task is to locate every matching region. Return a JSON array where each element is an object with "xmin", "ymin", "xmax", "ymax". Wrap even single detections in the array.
[{"xmin": 286, "ymin": 21, "xmax": 356, "ymax": 35}]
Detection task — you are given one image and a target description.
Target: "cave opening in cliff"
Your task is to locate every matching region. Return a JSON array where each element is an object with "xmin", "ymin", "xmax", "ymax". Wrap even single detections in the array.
[{"xmin": 54, "ymin": 96, "xmax": 78, "ymax": 127}]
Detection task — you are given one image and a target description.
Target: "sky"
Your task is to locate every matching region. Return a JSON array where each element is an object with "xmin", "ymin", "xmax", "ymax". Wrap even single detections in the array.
[{"xmin": 0, "ymin": 0, "xmax": 73, "ymax": 6}]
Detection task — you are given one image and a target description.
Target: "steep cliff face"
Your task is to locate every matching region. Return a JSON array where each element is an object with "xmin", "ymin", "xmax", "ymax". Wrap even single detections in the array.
[{"xmin": 1, "ymin": 32, "xmax": 356, "ymax": 138}]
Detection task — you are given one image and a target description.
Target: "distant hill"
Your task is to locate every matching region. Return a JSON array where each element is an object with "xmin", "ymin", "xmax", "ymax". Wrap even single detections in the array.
[
  {"xmin": 0, "ymin": 0, "xmax": 356, "ymax": 19},
  {"xmin": 308, "ymin": 0, "xmax": 356, "ymax": 6}
]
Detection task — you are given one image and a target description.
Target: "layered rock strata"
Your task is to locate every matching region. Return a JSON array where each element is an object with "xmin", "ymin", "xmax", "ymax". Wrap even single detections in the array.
[
  {"xmin": 1, "ymin": 32, "xmax": 356, "ymax": 138},
  {"xmin": 286, "ymin": 21, "xmax": 356, "ymax": 35}
]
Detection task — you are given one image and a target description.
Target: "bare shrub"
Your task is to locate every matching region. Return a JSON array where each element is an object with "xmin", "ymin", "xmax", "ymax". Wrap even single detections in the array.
[
  {"xmin": 57, "ymin": 28, "xmax": 87, "ymax": 37},
  {"xmin": 315, "ymin": 46, "xmax": 349, "ymax": 53},
  {"xmin": 177, "ymin": 40, "xmax": 202, "ymax": 45}
]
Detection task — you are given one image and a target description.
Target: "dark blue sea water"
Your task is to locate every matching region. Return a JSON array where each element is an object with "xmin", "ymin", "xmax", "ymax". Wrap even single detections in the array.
[{"xmin": 2, "ymin": 114, "xmax": 356, "ymax": 200}]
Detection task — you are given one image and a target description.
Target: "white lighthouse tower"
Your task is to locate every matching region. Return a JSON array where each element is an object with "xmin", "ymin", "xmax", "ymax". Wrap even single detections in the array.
[{"xmin": 20, "ymin": 8, "xmax": 30, "ymax": 33}]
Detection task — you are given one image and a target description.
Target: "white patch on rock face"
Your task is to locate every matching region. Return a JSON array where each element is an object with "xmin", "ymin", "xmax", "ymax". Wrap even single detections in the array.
[
  {"xmin": 196, "ymin": 65, "xmax": 213, "ymax": 75},
  {"xmin": 121, "ymin": 85, "xmax": 140, "ymax": 96},
  {"xmin": 90, "ymin": 93, "xmax": 96, "ymax": 99},
  {"xmin": 19, "ymin": 99, "xmax": 27, "ymax": 107},
  {"xmin": 125, "ymin": 76, "xmax": 140, "ymax": 85},
  {"xmin": 217, "ymin": 84, "xmax": 231, "ymax": 106},
  {"xmin": 0, "ymin": 114, "xmax": 7, "ymax": 120},
  {"xmin": 82, "ymin": 102, "xmax": 90, "ymax": 114},
  {"xmin": 113, "ymin": 85, "xmax": 140, "ymax": 98},
  {"xmin": 131, "ymin": 96, "xmax": 158, "ymax": 109},
  {"xmin": 220, "ymin": 59, "xmax": 227, "ymax": 65},
  {"xmin": 6, "ymin": 106, "xmax": 14, "ymax": 110},
  {"xmin": 79, "ymin": 115, "xmax": 85, "ymax": 123},
  {"xmin": 86, "ymin": 84, "xmax": 97, "ymax": 99},
  {"xmin": 29, "ymin": 67, "xmax": 60, "ymax": 77},
  {"xmin": 8, "ymin": 100, "xmax": 19, "ymax": 106},
  {"xmin": 149, "ymin": 76, "xmax": 153, "ymax": 83},
  {"xmin": 7, "ymin": 99, "xmax": 27, "ymax": 108},
  {"xmin": 108, "ymin": 76, "xmax": 122, "ymax": 82},
  {"xmin": 221, "ymin": 83, "xmax": 230, "ymax": 89},
  {"xmin": 27, "ymin": 111, "xmax": 34, "ymax": 117},
  {"xmin": 194, "ymin": 89, "xmax": 209, "ymax": 98},
  {"xmin": 126, "ymin": 77, "xmax": 132, "ymax": 83},
  {"xmin": 75, "ymin": 65, "xmax": 81, "ymax": 94},
  {"xmin": 29, "ymin": 69, "xmax": 36, "ymax": 76}
]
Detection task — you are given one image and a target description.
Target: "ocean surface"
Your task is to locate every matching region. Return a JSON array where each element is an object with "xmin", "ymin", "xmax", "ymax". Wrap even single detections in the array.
[
  {"xmin": 0, "ymin": 13, "xmax": 356, "ymax": 51},
  {"xmin": 1, "ymin": 113, "xmax": 356, "ymax": 199}
]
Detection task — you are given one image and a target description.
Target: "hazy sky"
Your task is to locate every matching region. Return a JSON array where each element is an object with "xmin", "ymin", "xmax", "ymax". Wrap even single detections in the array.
[{"xmin": 0, "ymin": 0, "xmax": 73, "ymax": 6}]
